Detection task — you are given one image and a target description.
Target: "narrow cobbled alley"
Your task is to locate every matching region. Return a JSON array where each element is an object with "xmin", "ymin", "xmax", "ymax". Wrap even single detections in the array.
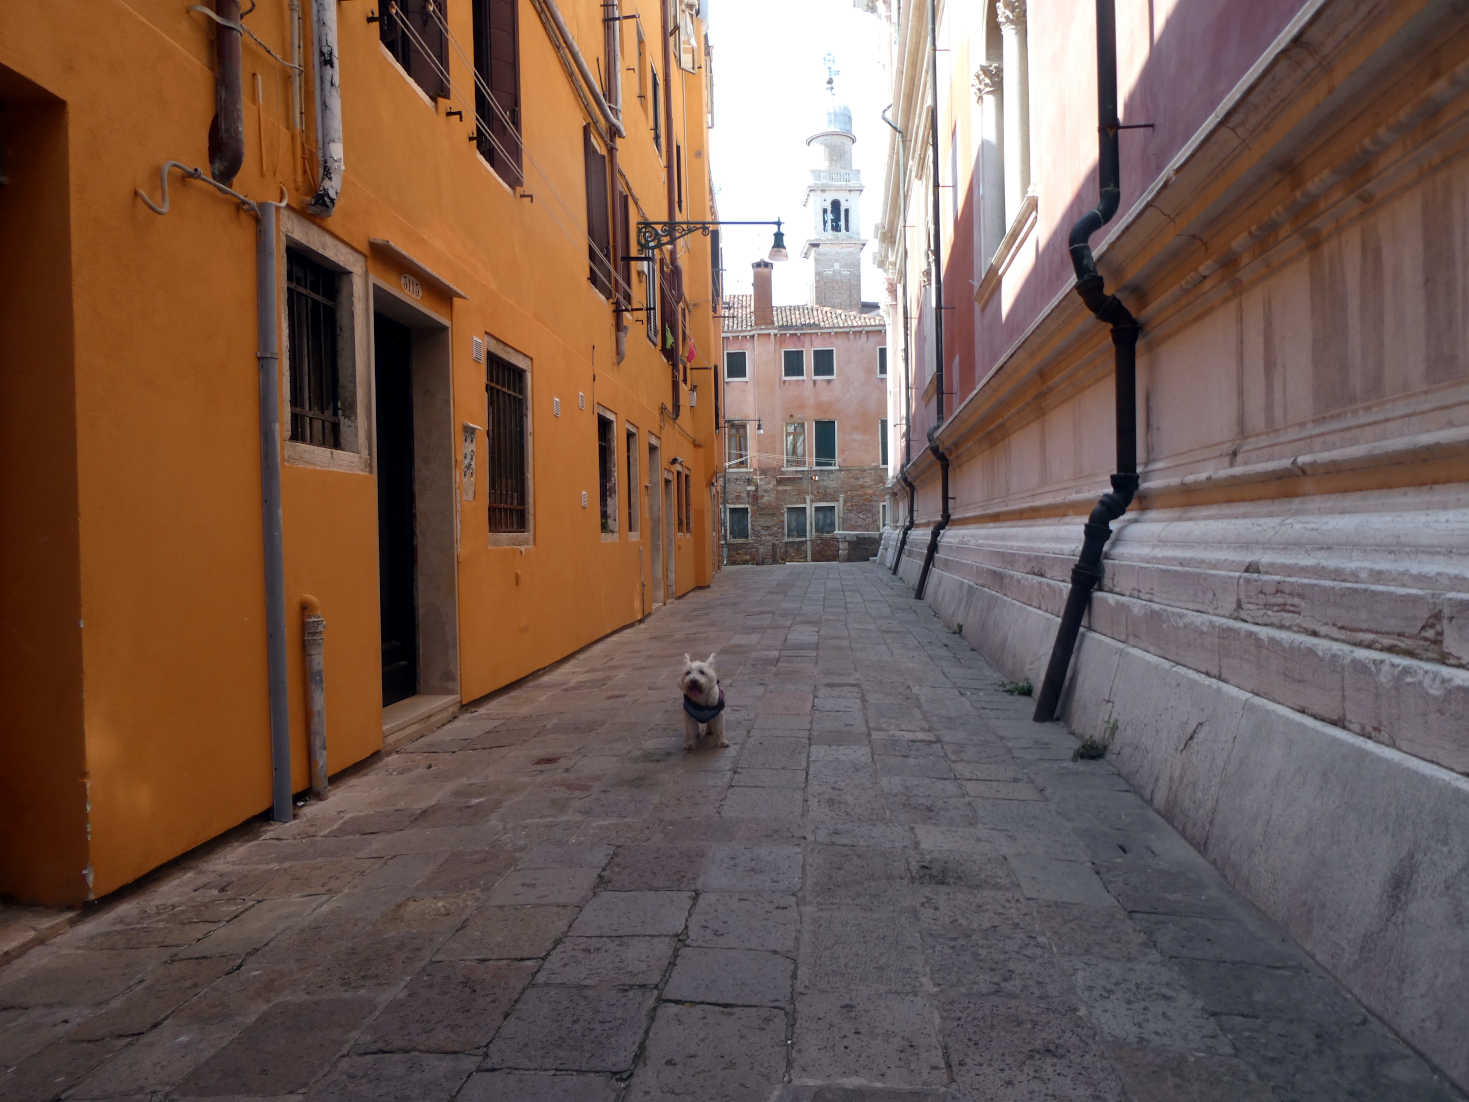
[{"xmin": 0, "ymin": 565, "xmax": 1459, "ymax": 1101}]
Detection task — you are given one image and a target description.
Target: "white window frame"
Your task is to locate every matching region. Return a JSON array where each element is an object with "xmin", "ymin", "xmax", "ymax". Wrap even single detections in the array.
[
  {"xmin": 726, "ymin": 421, "xmax": 751, "ymax": 469},
  {"xmin": 782, "ymin": 348, "xmax": 806, "ymax": 379},
  {"xmin": 813, "ymin": 419, "xmax": 837, "ymax": 469},
  {"xmin": 625, "ymin": 422, "xmax": 640, "ymax": 535},
  {"xmin": 726, "ymin": 504, "xmax": 750, "ymax": 541},
  {"xmin": 880, "ymin": 501, "xmax": 889, "ymax": 528},
  {"xmin": 812, "ymin": 347, "xmax": 836, "ymax": 378},
  {"xmin": 281, "ymin": 209, "xmax": 370, "ymax": 474},
  {"xmin": 783, "ymin": 421, "xmax": 807, "ymax": 469},
  {"xmin": 724, "ymin": 348, "xmax": 748, "ymax": 381},
  {"xmin": 785, "ymin": 504, "xmax": 808, "ymax": 539},
  {"xmin": 485, "ymin": 333, "xmax": 536, "ymax": 548},
  {"xmin": 812, "ymin": 502, "xmax": 839, "ymax": 536},
  {"xmin": 877, "ymin": 345, "xmax": 888, "ymax": 377},
  {"xmin": 595, "ymin": 407, "xmax": 618, "ymax": 538},
  {"xmin": 879, "ymin": 417, "xmax": 888, "ymax": 468}
]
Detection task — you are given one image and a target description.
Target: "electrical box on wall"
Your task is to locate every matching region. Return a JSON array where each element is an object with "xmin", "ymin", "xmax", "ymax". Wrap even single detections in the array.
[
  {"xmin": 577, "ymin": 392, "xmax": 586, "ymax": 410},
  {"xmin": 580, "ymin": 491, "xmax": 588, "ymax": 508}
]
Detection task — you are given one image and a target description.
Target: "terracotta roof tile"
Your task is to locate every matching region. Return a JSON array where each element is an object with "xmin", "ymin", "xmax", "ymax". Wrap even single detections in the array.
[{"xmin": 721, "ymin": 294, "xmax": 884, "ymax": 333}]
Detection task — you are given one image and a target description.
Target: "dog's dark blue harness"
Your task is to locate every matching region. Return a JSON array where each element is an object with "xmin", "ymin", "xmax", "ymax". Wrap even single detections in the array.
[{"xmin": 682, "ymin": 685, "xmax": 726, "ymax": 724}]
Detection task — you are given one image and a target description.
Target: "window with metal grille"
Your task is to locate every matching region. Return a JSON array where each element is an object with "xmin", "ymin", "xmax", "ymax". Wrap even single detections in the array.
[
  {"xmin": 724, "ymin": 350, "xmax": 747, "ymax": 380},
  {"xmin": 472, "ymin": 0, "xmax": 523, "ymax": 187},
  {"xmin": 785, "ymin": 505, "xmax": 807, "ymax": 539},
  {"xmin": 381, "ymin": 0, "xmax": 449, "ymax": 100},
  {"xmin": 286, "ymin": 248, "xmax": 343, "ymax": 450},
  {"xmin": 784, "ymin": 422, "xmax": 806, "ymax": 467},
  {"xmin": 813, "ymin": 348, "xmax": 835, "ymax": 377},
  {"xmin": 726, "ymin": 423, "xmax": 749, "ymax": 469},
  {"xmin": 651, "ymin": 67, "xmax": 662, "ymax": 152},
  {"xmin": 813, "ymin": 504, "xmax": 837, "ymax": 535},
  {"xmin": 782, "ymin": 349, "xmax": 804, "ymax": 378},
  {"xmin": 814, "ymin": 420, "xmax": 836, "ymax": 468},
  {"xmin": 625, "ymin": 425, "xmax": 639, "ymax": 533},
  {"xmin": 597, "ymin": 410, "xmax": 617, "ymax": 533},
  {"xmin": 880, "ymin": 418, "xmax": 889, "ymax": 467},
  {"xmin": 878, "ymin": 345, "xmax": 888, "ymax": 376},
  {"xmin": 727, "ymin": 506, "xmax": 749, "ymax": 541},
  {"xmin": 485, "ymin": 353, "xmax": 528, "ymax": 533}
]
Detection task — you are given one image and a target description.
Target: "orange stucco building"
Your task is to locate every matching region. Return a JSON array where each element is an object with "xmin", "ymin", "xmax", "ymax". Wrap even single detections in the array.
[{"xmin": 0, "ymin": 0, "xmax": 723, "ymax": 904}]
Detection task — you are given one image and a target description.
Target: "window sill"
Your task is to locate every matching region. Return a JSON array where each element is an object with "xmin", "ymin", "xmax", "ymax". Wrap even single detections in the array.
[
  {"xmin": 781, "ymin": 376, "xmax": 806, "ymax": 382},
  {"xmin": 488, "ymin": 532, "xmax": 534, "ymax": 549},
  {"xmin": 284, "ymin": 441, "xmax": 370, "ymax": 474},
  {"xmin": 974, "ymin": 191, "xmax": 1038, "ymax": 308}
]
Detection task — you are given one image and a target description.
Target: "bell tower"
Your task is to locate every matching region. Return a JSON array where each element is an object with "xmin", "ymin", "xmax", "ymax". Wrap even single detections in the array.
[{"xmin": 802, "ymin": 54, "xmax": 866, "ymax": 310}]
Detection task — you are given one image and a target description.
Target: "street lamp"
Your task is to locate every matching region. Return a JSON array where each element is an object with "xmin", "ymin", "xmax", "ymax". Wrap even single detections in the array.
[{"xmin": 636, "ymin": 219, "xmax": 788, "ymax": 262}]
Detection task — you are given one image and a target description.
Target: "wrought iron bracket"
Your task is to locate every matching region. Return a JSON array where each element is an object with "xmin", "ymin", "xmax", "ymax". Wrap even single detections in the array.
[{"xmin": 636, "ymin": 219, "xmax": 782, "ymax": 252}]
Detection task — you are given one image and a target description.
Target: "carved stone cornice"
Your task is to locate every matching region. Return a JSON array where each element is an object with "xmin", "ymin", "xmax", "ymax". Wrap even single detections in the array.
[
  {"xmin": 996, "ymin": 0, "xmax": 1026, "ymax": 32},
  {"xmin": 972, "ymin": 62, "xmax": 1002, "ymax": 101}
]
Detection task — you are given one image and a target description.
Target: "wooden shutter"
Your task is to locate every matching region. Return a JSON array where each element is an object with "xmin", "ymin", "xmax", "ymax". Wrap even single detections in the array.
[
  {"xmin": 407, "ymin": 0, "xmax": 449, "ymax": 100},
  {"xmin": 480, "ymin": 0, "xmax": 522, "ymax": 185},
  {"xmin": 584, "ymin": 127, "xmax": 612, "ymax": 298}
]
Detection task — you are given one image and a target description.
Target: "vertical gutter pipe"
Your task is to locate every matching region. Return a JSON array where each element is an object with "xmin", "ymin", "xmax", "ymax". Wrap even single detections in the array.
[
  {"xmin": 307, "ymin": 0, "xmax": 343, "ymax": 214},
  {"xmin": 914, "ymin": 0, "xmax": 950, "ymax": 602},
  {"xmin": 257, "ymin": 202, "xmax": 293, "ymax": 821},
  {"xmin": 208, "ymin": 0, "xmax": 245, "ymax": 185},
  {"xmin": 1033, "ymin": 0, "xmax": 1140, "ymax": 722},
  {"xmin": 881, "ymin": 103, "xmax": 918, "ymax": 577}
]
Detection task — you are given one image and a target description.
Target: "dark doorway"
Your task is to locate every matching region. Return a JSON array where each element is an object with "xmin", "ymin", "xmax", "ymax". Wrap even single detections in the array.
[{"xmin": 375, "ymin": 315, "xmax": 418, "ymax": 705}]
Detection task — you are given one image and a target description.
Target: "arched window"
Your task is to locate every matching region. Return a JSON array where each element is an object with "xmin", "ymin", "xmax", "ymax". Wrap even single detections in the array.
[
  {"xmin": 830, "ymin": 199, "xmax": 842, "ymax": 232},
  {"xmin": 822, "ymin": 207, "xmax": 830, "ymax": 232},
  {"xmin": 843, "ymin": 207, "xmax": 850, "ymax": 232}
]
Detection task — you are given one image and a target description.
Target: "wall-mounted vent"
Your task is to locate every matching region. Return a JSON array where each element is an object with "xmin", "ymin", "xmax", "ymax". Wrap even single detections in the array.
[
  {"xmin": 471, "ymin": 336, "xmax": 484, "ymax": 363},
  {"xmin": 553, "ymin": 396, "xmax": 562, "ymax": 417},
  {"xmin": 577, "ymin": 392, "xmax": 586, "ymax": 411},
  {"xmin": 580, "ymin": 490, "xmax": 588, "ymax": 508}
]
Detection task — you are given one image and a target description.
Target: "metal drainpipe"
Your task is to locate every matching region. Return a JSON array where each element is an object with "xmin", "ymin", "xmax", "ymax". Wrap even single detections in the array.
[
  {"xmin": 913, "ymin": 0, "xmax": 950, "ymax": 602},
  {"xmin": 307, "ymin": 0, "xmax": 344, "ymax": 214},
  {"xmin": 880, "ymin": 103, "xmax": 917, "ymax": 577},
  {"xmin": 894, "ymin": 242, "xmax": 917, "ymax": 575},
  {"xmin": 1033, "ymin": 0, "xmax": 1140, "ymax": 722},
  {"xmin": 208, "ymin": 0, "xmax": 245, "ymax": 185},
  {"xmin": 301, "ymin": 596, "xmax": 328, "ymax": 799},
  {"xmin": 257, "ymin": 202, "xmax": 293, "ymax": 821}
]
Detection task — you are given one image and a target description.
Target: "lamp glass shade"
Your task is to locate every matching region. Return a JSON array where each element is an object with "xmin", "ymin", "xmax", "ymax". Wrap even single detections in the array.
[{"xmin": 768, "ymin": 225, "xmax": 788, "ymax": 262}]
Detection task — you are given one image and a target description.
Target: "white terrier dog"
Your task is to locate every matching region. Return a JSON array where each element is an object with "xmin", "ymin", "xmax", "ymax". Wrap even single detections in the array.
[{"xmin": 679, "ymin": 653, "xmax": 728, "ymax": 751}]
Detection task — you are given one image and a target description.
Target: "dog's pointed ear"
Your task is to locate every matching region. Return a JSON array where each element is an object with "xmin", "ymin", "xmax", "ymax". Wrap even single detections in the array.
[
  {"xmin": 682, "ymin": 653, "xmax": 691, "ymax": 668},
  {"xmin": 705, "ymin": 652, "xmax": 717, "ymax": 666}
]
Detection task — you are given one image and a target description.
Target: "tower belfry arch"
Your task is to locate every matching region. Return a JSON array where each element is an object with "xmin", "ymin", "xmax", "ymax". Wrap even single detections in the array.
[{"xmin": 802, "ymin": 56, "xmax": 866, "ymax": 310}]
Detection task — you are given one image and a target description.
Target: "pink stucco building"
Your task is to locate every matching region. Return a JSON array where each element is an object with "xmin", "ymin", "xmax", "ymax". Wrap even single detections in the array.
[{"xmin": 869, "ymin": 0, "xmax": 1469, "ymax": 1088}]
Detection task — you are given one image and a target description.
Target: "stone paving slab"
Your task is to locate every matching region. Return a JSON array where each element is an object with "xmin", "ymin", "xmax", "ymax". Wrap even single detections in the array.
[{"xmin": 0, "ymin": 564, "xmax": 1462, "ymax": 1100}]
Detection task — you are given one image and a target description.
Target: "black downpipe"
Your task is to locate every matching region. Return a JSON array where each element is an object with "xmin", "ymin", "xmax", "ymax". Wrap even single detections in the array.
[
  {"xmin": 1033, "ymin": 0, "xmax": 1140, "ymax": 722},
  {"xmin": 913, "ymin": 0, "xmax": 950, "ymax": 602},
  {"xmin": 880, "ymin": 104, "xmax": 918, "ymax": 578},
  {"xmin": 892, "ymin": 256, "xmax": 916, "ymax": 575},
  {"xmin": 892, "ymin": 473, "xmax": 915, "ymax": 575}
]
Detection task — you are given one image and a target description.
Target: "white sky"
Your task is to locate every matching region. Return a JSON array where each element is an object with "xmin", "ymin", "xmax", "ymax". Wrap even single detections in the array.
[{"xmin": 705, "ymin": 0, "xmax": 890, "ymax": 306}]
